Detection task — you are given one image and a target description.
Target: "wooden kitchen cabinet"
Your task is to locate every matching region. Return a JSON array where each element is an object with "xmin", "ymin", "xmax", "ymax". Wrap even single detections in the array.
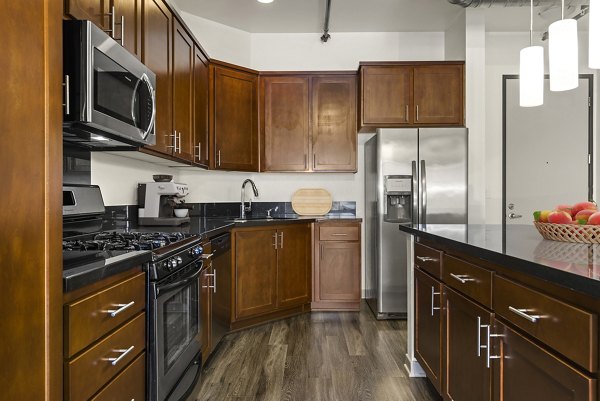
[
  {"xmin": 232, "ymin": 223, "xmax": 311, "ymax": 326},
  {"xmin": 359, "ymin": 62, "xmax": 464, "ymax": 131},
  {"xmin": 172, "ymin": 19, "xmax": 195, "ymax": 162},
  {"xmin": 444, "ymin": 287, "xmax": 492, "ymax": 401},
  {"xmin": 492, "ymin": 320, "xmax": 596, "ymax": 401},
  {"xmin": 210, "ymin": 62, "xmax": 259, "ymax": 172},
  {"xmin": 193, "ymin": 46, "xmax": 210, "ymax": 167},
  {"xmin": 312, "ymin": 221, "xmax": 361, "ymax": 311},
  {"xmin": 260, "ymin": 73, "xmax": 357, "ymax": 172},
  {"xmin": 111, "ymin": 0, "xmax": 142, "ymax": 59},
  {"xmin": 142, "ymin": 0, "xmax": 173, "ymax": 155},
  {"xmin": 261, "ymin": 76, "xmax": 310, "ymax": 172},
  {"xmin": 311, "ymin": 75, "xmax": 358, "ymax": 172},
  {"xmin": 65, "ymin": 0, "xmax": 110, "ymax": 31},
  {"xmin": 414, "ymin": 268, "xmax": 442, "ymax": 393}
]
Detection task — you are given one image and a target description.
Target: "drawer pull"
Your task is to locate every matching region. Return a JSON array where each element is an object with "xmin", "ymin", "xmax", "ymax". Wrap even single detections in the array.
[
  {"xmin": 201, "ymin": 253, "xmax": 215, "ymax": 260},
  {"xmin": 331, "ymin": 233, "xmax": 348, "ymax": 236},
  {"xmin": 107, "ymin": 345, "xmax": 135, "ymax": 366},
  {"xmin": 107, "ymin": 301, "xmax": 135, "ymax": 318},
  {"xmin": 431, "ymin": 287, "xmax": 440, "ymax": 316},
  {"xmin": 416, "ymin": 256, "xmax": 438, "ymax": 262},
  {"xmin": 450, "ymin": 273, "xmax": 475, "ymax": 284},
  {"xmin": 508, "ymin": 306, "xmax": 540, "ymax": 323}
]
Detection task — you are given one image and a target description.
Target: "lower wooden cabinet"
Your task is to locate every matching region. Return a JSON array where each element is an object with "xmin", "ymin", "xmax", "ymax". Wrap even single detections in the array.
[
  {"xmin": 312, "ymin": 221, "xmax": 361, "ymax": 311},
  {"xmin": 233, "ymin": 224, "xmax": 311, "ymax": 326}
]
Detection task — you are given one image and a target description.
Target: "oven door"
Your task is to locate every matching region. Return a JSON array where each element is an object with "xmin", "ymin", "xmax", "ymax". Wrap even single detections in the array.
[{"xmin": 151, "ymin": 261, "xmax": 202, "ymax": 401}]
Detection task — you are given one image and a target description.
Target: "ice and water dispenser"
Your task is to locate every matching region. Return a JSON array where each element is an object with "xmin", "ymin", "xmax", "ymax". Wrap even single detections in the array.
[{"xmin": 384, "ymin": 175, "xmax": 412, "ymax": 223}]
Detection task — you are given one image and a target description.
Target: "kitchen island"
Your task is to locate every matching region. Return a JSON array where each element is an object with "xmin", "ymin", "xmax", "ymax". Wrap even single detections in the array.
[{"xmin": 401, "ymin": 223, "xmax": 600, "ymax": 401}]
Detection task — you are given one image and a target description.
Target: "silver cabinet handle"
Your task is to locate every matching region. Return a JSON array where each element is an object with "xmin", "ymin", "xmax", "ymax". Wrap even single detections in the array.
[
  {"xmin": 107, "ymin": 345, "xmax": 135, "ymax": 366},
  {"xmin": 201, "ymin": 252, "xmax": 214, "ymax": 260},
  {"xmin": 195, "ymin": 142, "xmax": 201, "ymax": 161},
  {"xmin": 416, "ymin": 256, "xmax": 437, "ymax": 262},
  {"xmin": 167, "ymin": 132, "xmax": 177, "ymax": 150},
  {"xmin": 483, "ymin": 324, "xmax": 503, "ymax": 368},
  {"xmin": 273, "ymin": 232, "xmax": 278, "ymax": 250},
  {"xmin": 103, "ymin": 6, "xmax": 116, "ymax": 38},
  {"xmin": 508, "ymin": 306, "xmax": 540, "ymax": 323},
  {"xmin": 205, "ymin": 272, "xmax": 216, "ymax": 293},
  {"xmin": 217, "ymin": 150, "xmax": 221, "ymax": 167},
  {"xmin": 508, "ymin": 213, "xmax": 523, "ymax": 219},
  {"xmin": 405, "ymin": 104, "xmax": 409, "ymax": 122},
  {"xmin": 331, "ymin": 233, "xmax": 348, "ymax": 236},
  {"xmin": 178, "ymin": 132, "xmax": 182, "ymax": 154},
  {"xmin": 120, "ymin": 15, "xmax": 125, "ymax": 45},
  {"xmin": 430, "ymin": 287, "xmax": 440, "ymax": 316},
  {"xmin": 279, "ymin": 232, "xmax": 284, "ymax": 249},
  {"xmin": 477, "ymin": 316, "xmax": 482, "ymax": 357},
  {"xmin": 450, "ymin": 273, "xmax": 475, "ymax": 284},
  {"xmin": 416, "ymin": 104, "xmax": 420, "ymax": 121},
  {"xmin": 107, "ymin": 301, "xmax": 135, "ymax": 317},
  {"xmin": 313, "ymin": 153, "xmax": 317, "ymax": 170},
  {"xmin": 63, "ymin": 75, "xmax": 70, "ymax": 114}
]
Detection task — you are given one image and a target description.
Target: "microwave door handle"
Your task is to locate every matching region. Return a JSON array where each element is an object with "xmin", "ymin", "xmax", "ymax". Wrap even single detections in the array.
[
  {"xmin": 140, "ymin": 73, "xmax": 156, "ymax": 139},
  {"xmin": 130, "ymin": 75, "xmax": 143, "ymax": 130}
]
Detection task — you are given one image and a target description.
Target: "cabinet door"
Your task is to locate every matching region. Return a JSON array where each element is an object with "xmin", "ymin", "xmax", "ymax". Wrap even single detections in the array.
[
  {"xmin": 111, "ymin": 0, "xmax": 142, "ymax": 59},
  {"xmin": 261, "ymin": 76, "xmax": 310, "ymax": 172},
  {"xmin": 414, "ymin": 268, "xmax": 442, "ymax": 393},
  {"xmin": 193, "ymin": 47, "xmax": 209, "ymax": 167},
  {"xmin": 444, "ymin": 287, "xmax": 492, "ymax": 401},
  {"xmin": 414, "ymin": 65, "xmax": 464, "ymax": 125},
  {"xmin": 311, "ymin": 75, "xmax": 357, "ymax": 172},
  {"xmin": 65, "ymin": 0, "xmax": 110, "ymax": 30},
  {"xmin": 277, "ymin": 224, "xmax": 311, "ymax": 309},
  {"xmin": 142, "ymin": 0, "xmax": 173, "ymax": 154},
  {"xmin": 234, "ymin": 229, "xmax": 277, "ymax": 320},
  {"xmin": 316, "ymin": 241, "xmax": 360, "ymax": 302},
  {"xmin": 200, "ymin": 265, "xmax": 212, "ymax": 360},
  {"xmin": 212, "ymin": 66, "xmax": 259, "ymax": 171},
  {"xmin": 361, "ymin": 66, "xmax": 412, "ymax": 125},
  {"xmin": 172, "ymin": 20, "xmax": 194, "ymax": 161},
  {"xmin": 492, "ymin": 320, "xmax": 596, "ymax": 401}
]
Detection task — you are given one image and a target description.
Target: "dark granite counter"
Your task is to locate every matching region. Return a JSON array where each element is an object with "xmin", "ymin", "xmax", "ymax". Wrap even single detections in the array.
[{"xmin": 398, "ymin": 224, "xmax": 600, "ymax": 298}]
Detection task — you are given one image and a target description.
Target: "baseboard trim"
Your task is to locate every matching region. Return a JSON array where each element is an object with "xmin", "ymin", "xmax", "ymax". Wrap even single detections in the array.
[{"xmin": 403, "ymin": 353, "xmax": 426, "ymax": 377}]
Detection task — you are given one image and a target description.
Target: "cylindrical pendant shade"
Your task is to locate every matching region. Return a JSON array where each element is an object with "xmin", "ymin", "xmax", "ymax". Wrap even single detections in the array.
[
  {"xmin": 519, "ymin": 46, "xmax": 544, "ymax": 107},
  {"xmin": 549, "ymin": 18, "xmax": 579, "ymax": 91},
  {"xmin": 590, "ymin": 0, "xmax": 600, "ymax": 68}
]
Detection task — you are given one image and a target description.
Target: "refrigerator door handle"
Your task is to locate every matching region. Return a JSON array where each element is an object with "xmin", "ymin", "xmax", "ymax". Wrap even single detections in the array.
[
  {"xmin": 420, "ymin": 160, "xmax": 427, "ymax": 225},
  {"xmin": 412, "ymin": 160, "xmax": 418, "ymax": 225}
]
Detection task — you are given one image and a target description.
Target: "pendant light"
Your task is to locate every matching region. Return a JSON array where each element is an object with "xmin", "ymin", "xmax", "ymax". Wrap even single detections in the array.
[
  {"xmin": 590, "ymin": 0, "xmax": 600, "ymax": 68},
  {"xmin": 549, "ymin": 0, "xmax": 579, "ymax": 91},
  {"xmin": 520, "ymin": 0, "xmax": 544, "ymax": 107}
]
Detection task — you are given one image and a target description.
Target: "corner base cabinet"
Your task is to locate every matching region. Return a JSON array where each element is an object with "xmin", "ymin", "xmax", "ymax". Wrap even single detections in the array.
[{"xmin": 312, "ymin": 221, "xmax": 361, "ymax": 311}]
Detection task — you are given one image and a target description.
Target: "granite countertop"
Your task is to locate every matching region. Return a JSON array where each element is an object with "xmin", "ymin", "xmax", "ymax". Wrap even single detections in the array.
[
  {"xmin": 398, "ymin": 224, "xmax": 600, "ymax": 298},
  {"xmin": 63, "ymin": 214, "xmax": 360, "ymax": 292}
]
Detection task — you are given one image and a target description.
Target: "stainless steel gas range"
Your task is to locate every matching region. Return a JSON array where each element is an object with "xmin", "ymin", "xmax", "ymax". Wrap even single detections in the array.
[{"xmin": 63, "ymin": 184, "xmax": 205, "ymax": 401}]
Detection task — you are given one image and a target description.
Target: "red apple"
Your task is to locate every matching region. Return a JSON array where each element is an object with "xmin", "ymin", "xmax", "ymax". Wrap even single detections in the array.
[
  {"xmin": 555, "ymin": 204, "xmax": 574, "ymax": 217},
  {"xmin": 575, "ymin": 209, "xmax": 596, "ymax": 224},
  {"xmin": 571, "ymin": 201, "xmax": 597, "ymax": 217},
  {"xmin": 587, "ymin": 212, "xmax": 600, "ymax": 225},
  {"xmin": 547, "ymin": 210, "xmax": 572, "ymax": 224}
]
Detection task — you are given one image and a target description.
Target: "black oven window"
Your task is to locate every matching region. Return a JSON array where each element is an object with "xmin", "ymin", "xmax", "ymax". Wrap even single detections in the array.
[
  {"xmin": 163, "ymin": 281, "xmax": 199, "ymax": 373},
  {"xmin": 93, "ymin": 49, "xmax": 139, "ymax": 126}
]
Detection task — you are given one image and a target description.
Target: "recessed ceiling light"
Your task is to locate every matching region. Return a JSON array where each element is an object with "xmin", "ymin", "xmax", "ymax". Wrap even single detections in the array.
[{"xmin": 257, "ymin": 0, "xmax": 274, "ymax": 3}]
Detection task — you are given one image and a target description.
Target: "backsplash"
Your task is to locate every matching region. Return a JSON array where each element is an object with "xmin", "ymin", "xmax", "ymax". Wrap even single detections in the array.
[
  {"xmin": 63, "ymin": 145, "xmax": 91, "ymax": 185},
  {"xmin": 105, "ymin": 201, "xmax": 356, "ymax": 220}
]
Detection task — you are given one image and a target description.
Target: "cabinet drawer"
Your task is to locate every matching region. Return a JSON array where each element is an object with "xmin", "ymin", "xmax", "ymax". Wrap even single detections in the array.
[
  {"xmin": 319, "ymin": 225, "xmax": 359, "ymax": 241},
  {"xmin": 414, "ymin": 242, "xmax": 442, "ymax": 279},
  {"xmin": 66, "ymin": 312, "xmax": 146, "ymax": 401},
  {"xmin": 90, "ymin": 352, "xmax": 145, "ymax": 401},
  {"xmin": 65, "ymin": 272, "xmax": 145, "ymax": 358},
  {"xmin": 443, "ymin": 256, "xmax": 492, "ymax": 309},
  {"xmin": 494, "ymin": 276, "xmax": 597, "ymax": 372}
]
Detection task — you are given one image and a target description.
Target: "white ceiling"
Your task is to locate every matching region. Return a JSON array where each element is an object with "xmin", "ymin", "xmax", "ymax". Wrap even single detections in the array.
[{"xmin": 172, "ymin": 0, "xmax": 590, "ymax": 34}]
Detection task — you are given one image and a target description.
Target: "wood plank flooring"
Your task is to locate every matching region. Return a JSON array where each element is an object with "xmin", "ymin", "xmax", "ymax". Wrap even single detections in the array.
[{"xmin": 188, "ymin": 303, "xmax": 440, "ymax": 401}]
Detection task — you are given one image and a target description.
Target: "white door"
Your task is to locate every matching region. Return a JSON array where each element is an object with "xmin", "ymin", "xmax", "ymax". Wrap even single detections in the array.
[{"xmin": 504, "ymin": 77, "xmax": 591, "ymax": 225}]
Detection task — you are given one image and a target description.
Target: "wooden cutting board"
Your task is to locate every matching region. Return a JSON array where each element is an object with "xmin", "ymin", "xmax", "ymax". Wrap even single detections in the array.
[{"xmin": 291, "ymin": 188, "xmax": 333, "ymax": 216}]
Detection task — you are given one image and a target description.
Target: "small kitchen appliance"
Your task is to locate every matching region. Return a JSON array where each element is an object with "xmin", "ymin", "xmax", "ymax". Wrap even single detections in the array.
[{"xmin": 138, "ymin": 181, "xmax": 191, "ymax": 226}]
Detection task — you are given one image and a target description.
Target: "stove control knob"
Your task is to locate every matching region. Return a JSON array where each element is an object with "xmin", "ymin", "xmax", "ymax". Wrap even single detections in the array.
[
  {"xmin": 169, "ymin": 259, "xmax": 178, "ymax": 269},
  {"xmin": 189, "ymin": 246, "xmax": 203, "ymax": 257},
  {"xmin": 176, "ymin": 256, "xmax": 183, "ymax": 265}
]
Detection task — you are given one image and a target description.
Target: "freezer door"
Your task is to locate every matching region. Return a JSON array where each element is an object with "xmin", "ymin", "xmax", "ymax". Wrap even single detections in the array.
[{"xmin": 418, "ymin": 128, "xmax": 468, "ymax": 224}]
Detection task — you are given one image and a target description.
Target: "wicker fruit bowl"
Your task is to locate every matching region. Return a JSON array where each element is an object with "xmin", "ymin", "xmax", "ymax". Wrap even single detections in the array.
[{"xmin": 534, "ymin": 221, "xmax": 600, "ymax": 244}]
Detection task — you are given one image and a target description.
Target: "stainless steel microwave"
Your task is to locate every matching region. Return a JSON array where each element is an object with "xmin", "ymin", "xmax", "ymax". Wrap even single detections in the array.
[{"xmin": 63, "ymin": 20, "xmax": 156, "ymax": 149}]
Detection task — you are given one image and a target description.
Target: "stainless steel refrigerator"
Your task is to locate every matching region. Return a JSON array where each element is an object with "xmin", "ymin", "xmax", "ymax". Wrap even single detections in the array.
[{"xmin": 365, "ymin": 128, "xmax": 468, "ymax": 319}]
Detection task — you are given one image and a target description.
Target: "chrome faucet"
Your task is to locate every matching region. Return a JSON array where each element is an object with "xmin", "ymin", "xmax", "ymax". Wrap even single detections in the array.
[{"xmin": 240, "ymin": 179, "xmax": 259, "ymax": 219}]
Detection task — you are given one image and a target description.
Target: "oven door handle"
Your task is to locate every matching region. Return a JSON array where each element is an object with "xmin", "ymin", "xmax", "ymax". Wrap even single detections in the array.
[{"xmin": 156, "ymin": 262, "xmax": 203, "ymax": 296}]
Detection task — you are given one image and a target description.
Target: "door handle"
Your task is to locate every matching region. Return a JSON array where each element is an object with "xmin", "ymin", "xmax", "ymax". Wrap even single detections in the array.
[
  {"xmin": 273, "ymin": 232, "xmax": 278, "ymax": 250},
  {"xmin": 420, "ymin": 160, "xmax": 427, "ymax": 225},
  {"xmin": 508, "ymin": 213, "xmax": 522, "ymax": 219},
  {"xmin": 430, "ymin": 287, "xmax": 440, "ymax": 316},
  {"xmin": 279, "ymin": 232, "xmax": 284, "ymax": 249},
  {"xmin": 63, "ymin": 75, "xmax": 70, "ymax": 115}
]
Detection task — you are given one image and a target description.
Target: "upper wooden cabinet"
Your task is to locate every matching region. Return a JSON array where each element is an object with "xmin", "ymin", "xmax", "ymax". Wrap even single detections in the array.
[
  {"xmin": 193, "ymin": 46, "xmax": 210, "ymax": 167},
  {"xmin": 111, "ymin": 0, "xmax": 142, "ymax": 59},
  {"xmin": 210, "ymin": 62, "xmax": 259, "ymax": 172},
  {"xmin": 260, "ymin": 73, "xmax": 357, "ymax": 173},
  {"xmin": 359, "ymin": 62, "xmax": 464, "ymax": 131},
  {"xmin": 172, "ymin": 20, "xmax": 194, "ymax": 161},
  {"xmin": 65, "ymin": 0, "xmax": 110, "ymax": 31},
  {"xmin": 142, "ymin": 0, "xmax": 173, "ymax": 155}
]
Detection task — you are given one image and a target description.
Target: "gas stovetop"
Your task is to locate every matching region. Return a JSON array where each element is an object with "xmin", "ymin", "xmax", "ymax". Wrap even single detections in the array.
[{"xmin": 63, "ymin": 231, "xmax": 191, "ymax": 252}]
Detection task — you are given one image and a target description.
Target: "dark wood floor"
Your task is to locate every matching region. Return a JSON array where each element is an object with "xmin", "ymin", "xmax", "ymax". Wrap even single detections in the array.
[{"xmin": 189, "ymin": 303, "xmax": 440, "ymax": 401}]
